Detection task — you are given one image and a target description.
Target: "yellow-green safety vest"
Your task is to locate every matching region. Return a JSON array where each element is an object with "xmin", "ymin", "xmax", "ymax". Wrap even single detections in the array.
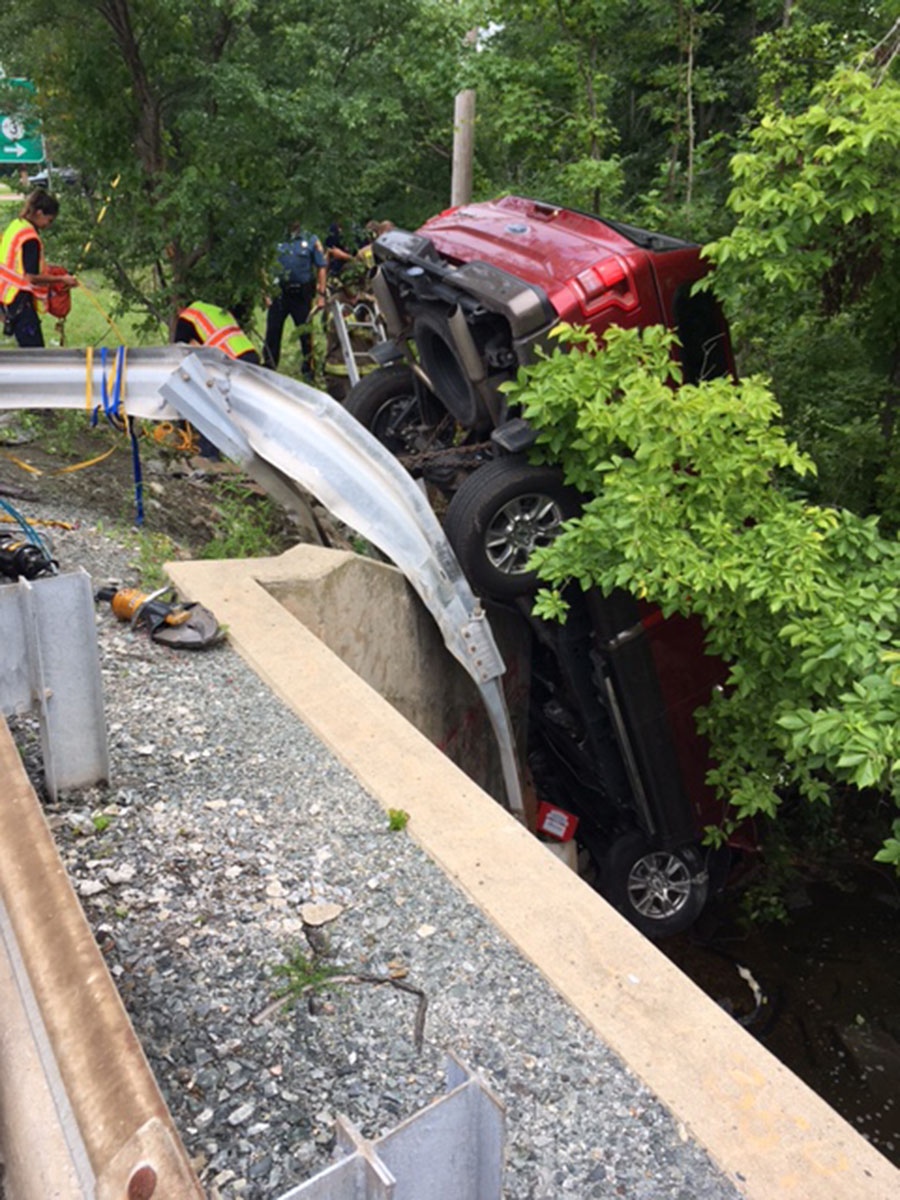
[
  {"xmin": 0, "ymin": 218, "xmax": 48, "ymax": 310},
  {"xmin": 178, "ymin": 302, "xmax": 255, "ymax": 358}
]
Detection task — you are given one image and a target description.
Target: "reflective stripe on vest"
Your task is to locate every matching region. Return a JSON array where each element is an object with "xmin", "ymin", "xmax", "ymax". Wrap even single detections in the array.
[
  {"xmin": 178, "ymin": 303, "xmax": 254, "ymax": 359},
  {"xmin": 0, "ymin": 219, "xmax": 47, "ymax": 309}
]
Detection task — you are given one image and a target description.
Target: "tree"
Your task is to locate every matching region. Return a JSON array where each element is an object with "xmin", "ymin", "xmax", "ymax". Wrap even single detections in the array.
[
  {"xmin": 701, "ymin": 29, "xmax": 900, "ymax": 520},
  {"xmin": 1, "ymin": 0, "xmax": 469, "ymax": 328},
  {"xmin": 503, "ymin": 323, "xmax": 900, "ymax": 865}
]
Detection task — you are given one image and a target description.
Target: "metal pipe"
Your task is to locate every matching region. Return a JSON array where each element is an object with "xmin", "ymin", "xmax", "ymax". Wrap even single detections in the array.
[{"xmin": 329, "ymin": 298, "xmax": 361, "ymax": 388}]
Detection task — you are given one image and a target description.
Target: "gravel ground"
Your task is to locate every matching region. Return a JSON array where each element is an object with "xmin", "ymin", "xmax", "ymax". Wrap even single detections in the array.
[{"xmin": 6, "ymin": 500, "xmax": 745, "ymax": 1200}]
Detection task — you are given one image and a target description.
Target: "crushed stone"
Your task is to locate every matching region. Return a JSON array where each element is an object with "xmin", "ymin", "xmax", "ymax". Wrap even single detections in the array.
[{"xmin": 6, "ymin": 500, "xmax": 744, "ymax": 1200}]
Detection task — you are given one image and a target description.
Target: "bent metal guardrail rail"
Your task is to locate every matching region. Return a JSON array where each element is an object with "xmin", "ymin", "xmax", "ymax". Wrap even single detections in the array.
[
  {"xmin": 0, "ymin": 346, "xmax": 516, "ymax": 1198},
  {"xmin": 0, "ymin": 347, "xmax": 523, "ymax": 818},
  {"xmin": 0, "ymin": 717, "xmax": 205, "ymax": 1199}
]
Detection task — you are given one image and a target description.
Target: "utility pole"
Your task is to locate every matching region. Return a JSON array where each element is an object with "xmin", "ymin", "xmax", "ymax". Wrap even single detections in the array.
[{"xmin": 451, "ymin": 88, "xmax": 475, "ymax": 207}]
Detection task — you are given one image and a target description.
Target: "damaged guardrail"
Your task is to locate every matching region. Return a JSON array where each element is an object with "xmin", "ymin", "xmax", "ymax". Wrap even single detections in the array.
[
  {"xmin": 0, "ymin": 717, "xmax": 204, "ymax": 1199},
  {"xmin": 0, "ymin": 347, "xmax": 523, "ymax": 816}
]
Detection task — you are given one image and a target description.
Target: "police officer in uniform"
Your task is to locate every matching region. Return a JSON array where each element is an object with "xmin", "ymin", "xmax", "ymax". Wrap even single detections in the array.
[{"xmin": 262, "ymin": 222, "xmax": 327, "ymax": 375}]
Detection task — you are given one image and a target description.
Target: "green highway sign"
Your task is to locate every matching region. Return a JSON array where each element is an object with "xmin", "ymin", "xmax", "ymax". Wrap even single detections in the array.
[
  {"xmin": 1, "ymin": 115, "xmax": 43, "ymax": 164},
  {"xmin": 0, "ymin": 77, "xmax": 43, "ymax": 165}
]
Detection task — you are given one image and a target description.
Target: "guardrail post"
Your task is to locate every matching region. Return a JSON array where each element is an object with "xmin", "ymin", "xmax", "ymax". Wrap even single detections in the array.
[
  {"xmin": 0, "ymin": 570, "xmax": 109, "ymax": 797},
  {"xmin": 277, "ymin": 1053, "xmax": 505, "ymax": 1199}
]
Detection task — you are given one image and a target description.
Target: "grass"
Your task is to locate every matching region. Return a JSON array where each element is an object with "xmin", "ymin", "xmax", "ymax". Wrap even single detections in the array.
[
  {"xmin": 96, "ymin": 519, "xmax": 178, "ymax": 590},
  {"xmin": 199, "ymin": 477, "xmax": 289, "ymax": 560},
  {"xmin": 1, "ymin": 190, "xmax": 164, "ymax": 350},
  {"xmin": 55, "ymin": 270, "xmax": 165, "ymax": 349},
  {"xmin": 270, "ymin": 947, "xmax": 343, "ymax": 1014},
  {"xmin": 0, "ymin": 185, "xmax": 326, "ymax": 382},
  {"xmin": 37, "ymin": 409, "xmax": 99, "ymax": 456}
]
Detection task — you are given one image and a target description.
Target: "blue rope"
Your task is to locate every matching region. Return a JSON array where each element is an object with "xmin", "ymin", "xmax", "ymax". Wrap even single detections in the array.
[
  {"xmin": 0, "ymin": 497, "xmax": 54, "ymax": 558},
  {"xmin": 91, "ymin": 345, "xmax": 143, "ymax": 524},
  {"xmin": 91, "ymin": 346, "xmax": 125, "ymax": 431}
]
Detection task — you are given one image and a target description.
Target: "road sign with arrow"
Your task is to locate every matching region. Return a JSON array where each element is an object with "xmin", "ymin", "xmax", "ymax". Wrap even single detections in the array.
[{"xmin": 0, "ymin": 78, "xmax": 44, "ymax": 166}]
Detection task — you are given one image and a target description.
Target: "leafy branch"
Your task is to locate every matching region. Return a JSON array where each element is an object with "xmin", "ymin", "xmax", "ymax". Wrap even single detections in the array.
[{"xmin": 504, "ymin": 323, "xmax": 899, "ymax": 860}]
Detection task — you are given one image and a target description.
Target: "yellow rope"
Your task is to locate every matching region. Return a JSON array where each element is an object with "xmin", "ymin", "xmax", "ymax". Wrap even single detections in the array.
[
  {"xmin": 3, "ymin": 343, "xmax": 127, "ymax": 478},
  {"xmin": 53, "ymin": 445, "xmax": 119, "ymax": 474},
  {"xmin": 2, "ymin": 444, "xmax": 118, "ymax": 477},
  {"xmin": 0, "ymin": 515, "xmax": 75, "ymax": 530},
  {"xmin": 151, "ymin": 421, "xmax": 198, "ymax": 453},
  {"xmin": 78, "ymin": 174, "xmax": 120, "ymax": 266},
  {"xmin": 85, "ymin": 345, "xmax": 93, "ymax": 414},
  {"xmin": 2, "ymin": 453, "xmax": 42, "ymax": 475},
  {"xmin": 76, "ymin": 277, "xmax": 126, "ymax": 342}
]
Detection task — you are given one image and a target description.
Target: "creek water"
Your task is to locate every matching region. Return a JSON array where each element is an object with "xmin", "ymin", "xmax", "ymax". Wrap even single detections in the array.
[{"xmin": 661, "ymin": 866, "xmax": 900, "ymax": 1166}]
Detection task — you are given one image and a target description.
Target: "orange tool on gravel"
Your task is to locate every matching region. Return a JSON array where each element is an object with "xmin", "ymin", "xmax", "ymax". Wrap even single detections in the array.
[{"xmin": 95, "ymin": 584, "xmax": 221, "ymax": 649}]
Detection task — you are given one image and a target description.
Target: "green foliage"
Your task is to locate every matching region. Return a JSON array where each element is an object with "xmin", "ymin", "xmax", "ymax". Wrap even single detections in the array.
[
  {"xmin": 705, "ymin": 65, "xmax": 900, "ymax": 325},
  {"xmin": 874, "ymin": 818, "xmax": 900, "ymax": 868},
  {"xmin": 387, "ymin": 808, "xmax": 410, "ymax": 832},
  {"xmin": 61, "ymin": 271, "xmax": 165, "ymax": 349},
  {"xmin": 39, "ymin": 411, "xmax": 95, "ymax": 457},
  {"xmin": 0, "ymin": 408, "xmax": 43, "ymax": 445},
  {"xmin": 199, "ymin": 478, "xmax": 287, "ymax": 560},
  {"xmin": 3, "ymin": 0, "xmax": 472, "ymax": 324},
  {"xmin": 121, "ymin": 527, "xmax": 178, "ymax": 590},
  {"xmin": 702, "ymin": 57, "xmax": 900, "ymax": 518},
  {"xmin": 504, "ymin": 323, "xmax": 900, "ymax": 861},
  {"xmin": 271, "ymin": 946, "xmax": 342, "ymax": 1014},
  {"xmin": 740, "ymin": 878, "xmax": 790, "ymax": 926}
]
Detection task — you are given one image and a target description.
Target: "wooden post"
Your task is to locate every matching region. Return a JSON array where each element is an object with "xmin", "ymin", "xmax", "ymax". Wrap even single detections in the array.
[{"xmin": 451, "ymin": 89, "xmax": 476, "ymax": 207}]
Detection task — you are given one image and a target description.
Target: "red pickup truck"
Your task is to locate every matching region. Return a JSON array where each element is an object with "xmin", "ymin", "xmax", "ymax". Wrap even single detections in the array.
[{"xmin": 345, "ymin": 197, "xmax": 742, "ymax": 937}]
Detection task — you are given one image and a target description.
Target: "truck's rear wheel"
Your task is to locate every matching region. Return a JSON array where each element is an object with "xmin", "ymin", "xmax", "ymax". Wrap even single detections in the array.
[{"xmin": 344, "ymin": 365, "xmax": 447, "ymax": 459}]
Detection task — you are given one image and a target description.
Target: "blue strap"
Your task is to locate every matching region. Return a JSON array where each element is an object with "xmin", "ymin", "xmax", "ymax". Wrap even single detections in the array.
[
  {"xmin": 93, "ymin": 346, "xmax": 126, "ymax": 431},
  {"xmin": 93, "ymin": 346, "xmax": 143, "ymax": 523},
  {"xmin": 129, "ymin": 416, "xmax": 144, "ymax": 527},
  {"xmin": 90, "ymin": 347, "xmax": 104, "ymax": 426}
]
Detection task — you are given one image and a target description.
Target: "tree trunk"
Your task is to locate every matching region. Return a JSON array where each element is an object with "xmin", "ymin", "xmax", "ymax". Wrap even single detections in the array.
[
  {"xmin": 583, "ymin": 36, "xmax": 601, "ymax": 211},
  {"xmin": 667, "ymin": 1, "xmax": 685, "ymax": 202},
  {"xmin": 94, "ymin": 0, "xmax": 165, "ymax": 177},
  {"xmin": 685, "ymin": 6, "xmax": 695, "ymax": 210}
]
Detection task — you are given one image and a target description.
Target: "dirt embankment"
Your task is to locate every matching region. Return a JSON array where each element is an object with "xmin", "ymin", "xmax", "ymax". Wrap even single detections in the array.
[{"xmin": 0, "ymin": 411, "xmax": 338, "ymax": 567}]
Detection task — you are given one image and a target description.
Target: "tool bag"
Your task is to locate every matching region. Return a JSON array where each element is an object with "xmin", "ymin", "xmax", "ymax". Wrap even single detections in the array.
[{"xmin": 46, "ymin": 265, "xmax": 72, "ymax": 318}]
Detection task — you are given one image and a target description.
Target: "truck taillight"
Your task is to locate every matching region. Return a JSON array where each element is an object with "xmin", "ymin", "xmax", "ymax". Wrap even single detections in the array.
[{"xmin": 568, "ymin": 254, "xmax": 637, "ymax": 317}]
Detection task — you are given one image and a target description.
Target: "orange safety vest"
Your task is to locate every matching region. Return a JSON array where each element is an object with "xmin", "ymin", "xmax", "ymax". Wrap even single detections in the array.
[
  {"xmin": 177, "ymin": 302, "xmax": 255, "ymax": 359},
  {"xmin": 0, "ymin": 217, "xmax": 48, "ymax": 310}
]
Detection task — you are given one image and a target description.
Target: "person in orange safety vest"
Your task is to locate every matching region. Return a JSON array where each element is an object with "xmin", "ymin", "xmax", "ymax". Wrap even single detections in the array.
[
  {"xmin": 173, "ymin": 300, "xmax": 261, "ymax": 459},
  {"xmin": 0, "ymin": 190, "xmax": 78, "ymax": 347},
  {"xmin": 174, "ymin": 301, "xmax": 260, "ymax": 364}
]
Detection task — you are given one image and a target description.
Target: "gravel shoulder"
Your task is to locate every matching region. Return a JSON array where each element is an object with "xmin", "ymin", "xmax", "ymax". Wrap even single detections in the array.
[{"xmin": 3, "ymin": 483, "xmax": 743, "ymax": 1199}]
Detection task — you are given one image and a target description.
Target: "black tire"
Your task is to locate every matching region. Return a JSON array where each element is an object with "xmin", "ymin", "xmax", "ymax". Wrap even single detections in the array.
[
  {"xmin": 442, "ymin": 456, "xmax": 581, "ymax": 599},
  {"xmin": 602, "ymin": 830, "xmax": 708, "ymax": 939},
  {"xmin": 344, "ymin": 365, "xmax": 446, "ymax": 458}
]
